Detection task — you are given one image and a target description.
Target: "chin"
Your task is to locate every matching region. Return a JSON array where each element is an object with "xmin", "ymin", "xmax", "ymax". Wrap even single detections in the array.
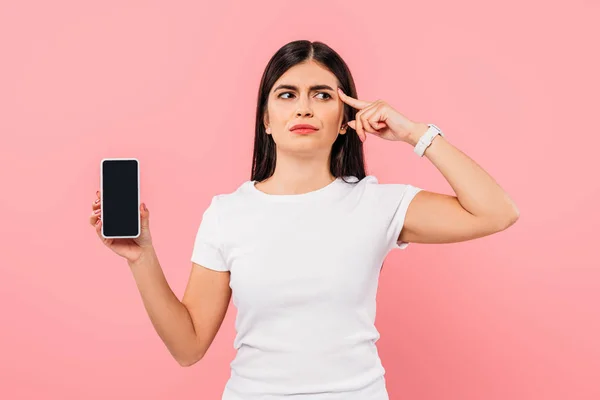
[{"xmin": 280, "ymin": 139, "xmax": 334, "ymax": 155}]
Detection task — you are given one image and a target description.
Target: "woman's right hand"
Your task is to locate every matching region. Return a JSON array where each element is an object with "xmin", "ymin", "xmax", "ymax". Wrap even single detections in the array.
[{"xmin": 89, "ymin": 190, "xmax": 153, "ymax": 264}]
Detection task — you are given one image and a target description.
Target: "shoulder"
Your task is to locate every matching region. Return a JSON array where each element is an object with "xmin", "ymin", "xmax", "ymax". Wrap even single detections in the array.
[
  {"xmin": 352, "ymin": 175, "xmax": 420, "ymax": 198},
  {"xmin": 205, "ymin": 180, "xmax": 255, "ymax": 214}
]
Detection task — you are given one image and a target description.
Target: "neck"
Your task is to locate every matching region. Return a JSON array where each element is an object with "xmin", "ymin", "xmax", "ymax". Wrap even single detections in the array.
[{"xmin": 258, "ymin": 149, "xmax": 335, "ymax": 195}]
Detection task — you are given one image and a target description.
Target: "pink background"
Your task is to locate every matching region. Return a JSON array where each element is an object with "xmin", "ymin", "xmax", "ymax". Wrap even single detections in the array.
[{"xmin": 1, "ymin": 0, "xmax": 598, "ymax": 399}]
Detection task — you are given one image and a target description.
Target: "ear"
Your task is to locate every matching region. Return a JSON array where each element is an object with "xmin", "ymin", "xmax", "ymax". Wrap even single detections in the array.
[
  {"xmin": 263, "ymin": 112, "xmax": 270, "ymax": 134},
  {"xmin": 339, "ymin": 122, "xmax": 348, "ymax": 135}
]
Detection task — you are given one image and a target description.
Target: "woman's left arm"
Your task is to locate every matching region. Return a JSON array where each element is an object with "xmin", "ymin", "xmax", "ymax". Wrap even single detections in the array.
[
  {"xmin": 398, "ymin": 122, "xmax": 520, "ymax": 244},
  {"xmin": 337, "ymin": 88, "xmax": 520, "ymax": 245}
]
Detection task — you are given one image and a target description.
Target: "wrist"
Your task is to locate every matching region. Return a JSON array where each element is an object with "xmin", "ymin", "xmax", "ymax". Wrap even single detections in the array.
[
  {"xmin": 128, "ymin": 246, "xmax": 156, "ymax": 268},
  {"xmin": 406, "ymin": 122, "xmax": 429, "ymax": 147}
]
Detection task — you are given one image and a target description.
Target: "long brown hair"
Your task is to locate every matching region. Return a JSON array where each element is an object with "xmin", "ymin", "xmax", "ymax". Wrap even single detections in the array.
[{"xmin": 251, "ymin": 40, "xmax": 366, "ymax": 183}]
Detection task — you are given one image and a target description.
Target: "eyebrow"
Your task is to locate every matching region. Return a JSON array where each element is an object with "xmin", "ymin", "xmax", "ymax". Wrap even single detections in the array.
[{"xmin": 273, "ymin": 84, "xmax": 336, "ymax": 92}]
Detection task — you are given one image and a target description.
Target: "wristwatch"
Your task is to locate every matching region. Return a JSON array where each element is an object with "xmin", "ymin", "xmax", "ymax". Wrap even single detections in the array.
[{"xmin": 414, "ymin": 123, "xmax": 444, "ymax": 157}]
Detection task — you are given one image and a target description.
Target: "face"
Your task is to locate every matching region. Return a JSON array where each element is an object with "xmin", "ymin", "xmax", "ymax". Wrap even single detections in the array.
[{"xmin": 263, "ymin": 60, "xmax": 348, "ymax": 154}]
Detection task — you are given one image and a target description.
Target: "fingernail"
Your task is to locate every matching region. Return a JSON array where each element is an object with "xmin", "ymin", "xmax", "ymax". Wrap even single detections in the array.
[
  {"xmin": 143, "ymin": 203, "xmax": 147, "ymax": 211},
  {"xmin": 94, "ymin": 209, "xmax": 100, "ymax": 214},
  {"xmin": 95, "ymin": 199, "xmax": 99, "ymax": 203}
]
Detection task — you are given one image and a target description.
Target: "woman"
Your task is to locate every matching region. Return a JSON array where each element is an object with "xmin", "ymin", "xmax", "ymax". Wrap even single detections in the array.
[{"xmin": 89, "ymin": 40, "xmax": 519, "ymax": 399}]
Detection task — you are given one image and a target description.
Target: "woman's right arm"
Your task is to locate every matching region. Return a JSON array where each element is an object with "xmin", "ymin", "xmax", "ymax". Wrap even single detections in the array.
[
  {"xmin": 90, "ymin": 191, "xmax": 231, "ymax": 366},
  {"xmin": 127, "ymin": 247, "xmax": 232, "ymax": 367}
]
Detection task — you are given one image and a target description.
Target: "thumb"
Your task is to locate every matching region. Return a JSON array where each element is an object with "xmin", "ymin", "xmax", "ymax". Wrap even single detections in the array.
[{"xmin": 141, "ymin": 203, "xmax": 150, "ymax": 229}]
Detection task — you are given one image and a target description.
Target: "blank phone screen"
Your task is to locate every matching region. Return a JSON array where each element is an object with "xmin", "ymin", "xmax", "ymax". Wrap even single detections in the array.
[{"xmin": 101, "ymin": 159, "xmax": 139, "ymax": 237}]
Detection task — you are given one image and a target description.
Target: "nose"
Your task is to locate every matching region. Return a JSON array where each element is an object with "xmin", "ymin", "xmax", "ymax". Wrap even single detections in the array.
[
  {"xmin": 296, "ymin": 109, "xmax": 313, "ymax": 117},
  {"xmin": 295, "ymin": 96, "xmax": 313, "ymax": 118}
]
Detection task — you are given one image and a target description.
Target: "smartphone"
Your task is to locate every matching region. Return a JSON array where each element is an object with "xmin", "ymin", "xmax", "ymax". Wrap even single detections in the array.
[{"xmin": 100, "ymin": 158, "xmax": 140, "ymax": 239}]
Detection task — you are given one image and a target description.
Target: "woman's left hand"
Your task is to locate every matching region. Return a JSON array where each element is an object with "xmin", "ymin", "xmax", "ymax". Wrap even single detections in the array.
[{"xmin": 338, "ymin": 88, "xmax": 421, "ymax": 144}]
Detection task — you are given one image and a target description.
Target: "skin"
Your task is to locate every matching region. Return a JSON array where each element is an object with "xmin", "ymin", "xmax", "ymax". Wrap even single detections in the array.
[
  {"xmin": 89, "ymin": 58, "xmax": 520, "ymax": 367},
  {"xmin": 256, "ymin": 59, "xmax": 349, "ymax": 195}
]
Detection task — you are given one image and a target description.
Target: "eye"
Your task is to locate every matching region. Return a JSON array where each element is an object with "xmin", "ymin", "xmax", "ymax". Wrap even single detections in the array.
[
  {"xmin": 316, "ymin": 92, "xmax": 332, "ymax": 100},
  {"xmin": 276, "ymin": 91, "xmax": 332, "ymax": 100}
]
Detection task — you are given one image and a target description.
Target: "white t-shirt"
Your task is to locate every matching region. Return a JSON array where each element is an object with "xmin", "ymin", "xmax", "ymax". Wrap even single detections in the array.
[{"xmin": 191, "ymin": 175, "xmax": 422, "ymax": 400}]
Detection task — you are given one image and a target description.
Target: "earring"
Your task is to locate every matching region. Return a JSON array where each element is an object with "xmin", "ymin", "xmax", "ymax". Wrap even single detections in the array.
[{"xmin": 266, "ymin": 127, "xmax": 271, "ymax": 134}]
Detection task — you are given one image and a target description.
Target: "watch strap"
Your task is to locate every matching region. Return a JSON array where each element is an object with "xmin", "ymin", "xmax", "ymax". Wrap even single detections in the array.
[{"xmin": 414, "ymin": 123, "xmax": 444, "ymax": 157}]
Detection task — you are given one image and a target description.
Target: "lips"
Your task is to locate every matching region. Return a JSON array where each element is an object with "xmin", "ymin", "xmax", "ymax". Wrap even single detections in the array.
[{"xmin": 290, "ymin": 124, "xmax": 318, "ymax": 134}]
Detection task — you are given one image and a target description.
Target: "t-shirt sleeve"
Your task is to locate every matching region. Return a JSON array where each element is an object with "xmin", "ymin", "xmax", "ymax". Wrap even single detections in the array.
[
  {"xmin": 384, "ymin": 183, "xmax": 423, "ymax": 251},
  {"xmin": 190, "ymin": 195, "xmax": 229, "ymax": 271}
]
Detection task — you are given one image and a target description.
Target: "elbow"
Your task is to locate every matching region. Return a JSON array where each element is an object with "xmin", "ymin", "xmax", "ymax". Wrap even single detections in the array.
[
  {"xmin": 497, "ymin": 208, "xmax": 520, "ymax": 231},
  {"xmin": 177, "ymin": 351, "xmax": 204, "ymax": 367},
  {"xmin": 508, "ymin": 204, "xmax": 520, "ymax": 226},
  {"xmin": 175, "ymin": 345, "xmax": 206, "ymax": 367},
  {"xmin": 177, "ymin": 359, "xmax": 198, "ymax": 368}
]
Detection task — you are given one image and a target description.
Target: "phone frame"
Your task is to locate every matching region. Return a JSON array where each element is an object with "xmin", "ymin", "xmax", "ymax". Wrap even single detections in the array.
[{"xmin": 100, "ymin": 157, "xmax": 141, "ymax": 239}]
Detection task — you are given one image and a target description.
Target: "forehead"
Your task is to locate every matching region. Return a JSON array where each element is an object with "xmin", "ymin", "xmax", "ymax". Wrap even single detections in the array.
[{"xmin": 273, "ymin": 60, "xmax": 338, "ymax": 88}]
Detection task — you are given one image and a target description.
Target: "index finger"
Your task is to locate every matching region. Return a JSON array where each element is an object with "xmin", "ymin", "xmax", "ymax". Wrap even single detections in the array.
[{"xmin": 337, "ymin": 88, "xmax": 371, "ymax": 110}]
